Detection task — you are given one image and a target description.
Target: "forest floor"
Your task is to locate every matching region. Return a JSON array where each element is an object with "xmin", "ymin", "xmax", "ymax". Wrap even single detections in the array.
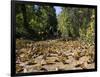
[{"xmin": 16, "ymin": 39, "xmax": 95, "ymax": 73}]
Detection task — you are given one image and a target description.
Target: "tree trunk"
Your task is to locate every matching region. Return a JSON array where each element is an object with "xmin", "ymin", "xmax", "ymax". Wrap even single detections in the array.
[{"xmin": 21, "ymin": 4, "xmax": 28, "ymax": 30}]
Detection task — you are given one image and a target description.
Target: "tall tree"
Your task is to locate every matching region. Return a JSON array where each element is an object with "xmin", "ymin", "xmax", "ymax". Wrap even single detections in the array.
[
  {"xmin": 21, "ymin": 4, "xmax": 28, "ymax": 32},
  {"xmin": 16, "ymin": 4, "xmax": 25, "ymax": 37},
  {"xmin": 58, "ymin": 7, "xmax": 80, "ymax": 39},
  {"xmin": 36, "ymin": 5, "xmax": 58, "ymax": 37}
]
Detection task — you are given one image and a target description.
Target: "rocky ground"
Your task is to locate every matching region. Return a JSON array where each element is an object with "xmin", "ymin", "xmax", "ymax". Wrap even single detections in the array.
[{"xmin": 16, "ymin": 39, "xmax": 95, "ymax": 73}]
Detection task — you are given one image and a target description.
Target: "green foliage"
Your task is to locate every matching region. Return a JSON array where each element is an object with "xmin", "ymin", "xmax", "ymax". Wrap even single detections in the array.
[
  {"xmin": 86, "ymin": 13, "xmax": 95, "ymax": 44},
  {"xmin": 58, "ymin": 7, "xmax": 80, "ymax": 39},
  {"xmin": 16, "ymin": 4, "xmax": 57, "ymax": 39},
  {"xmin": 16, "ymin": 13, "xmax": 24, "ymax": 35},
  {"xmin": 15, "ymin": 3, "xmax": 95, "ymax": 44},
  {"xmin": 79, "ymin": 9, "xmax": 95, "ymax": 44},
  {"xmin": 58, "ymin": 7, "xmax": 95, "ymax": 44}
]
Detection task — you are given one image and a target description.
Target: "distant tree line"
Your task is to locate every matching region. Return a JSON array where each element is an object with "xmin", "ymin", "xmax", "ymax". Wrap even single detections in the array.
[
  {"xmin": 16, "ymin": 3, "xmax": 95, "ymax": 43},
  {"xmin": 58, "ymin": 7, "xmax": 95, "ymax": 43}
]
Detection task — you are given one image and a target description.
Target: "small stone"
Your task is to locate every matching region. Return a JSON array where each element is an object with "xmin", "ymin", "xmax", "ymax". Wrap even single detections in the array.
[{"xmin": 16, "ymin": 64, "xmax": 23, "ymax": 73}]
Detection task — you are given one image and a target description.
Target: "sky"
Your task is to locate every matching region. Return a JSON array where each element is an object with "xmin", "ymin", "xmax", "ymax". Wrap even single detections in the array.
[{"xmin": 54, "ymin": 6, "xmax": 62, "ymax": 16}]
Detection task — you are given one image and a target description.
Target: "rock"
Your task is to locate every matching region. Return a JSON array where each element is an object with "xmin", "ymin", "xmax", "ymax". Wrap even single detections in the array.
[
  {"xmin": 34, "ymin": 55, "xmax": 47, "ymax": 64},
  {"xmin": 16, "ymin": 64, "xmax": 23, "ymax": 73},
  {"xmin": 20, "ymin": 57, "xmax": 27, "ymax": 62},
  {"xmin": 42, "ymin": 64, "xmax": 59, "ymax": 71},
  {"xmin": 46, "ymin": 60, "xmax": 56, "ymax": 65},
  {"xmin": 55, "ymin": 62, "xmax": 75, "ymax": 71},
  {"xmin": 40, "ymin": 59, "xmax": 47, "ymax": 65},
  {"xmin": 19, "ymin": 48, "xmax": 27, "ymax": 53},
  {"xmin": 20, "ymin": 53, "xmax": 25, "ymax": 58},
  {"xmin": 19, "ymin": 54, "xmax": 32, "ymax": 62},
  {"xmin": 85, "ymin": 63, "xmax": 95, "ymax": 69},
  {"xmin": 72, "ymin": 67, "xmax": 83, "ymax": 70},
  {"xmin": 74, "ymin": 61, "xmax": 93, "ymax": 69},
  {"xmin": 23, "ymin": 64, "xmax": 42, "ymax": 73},
  {"xmin": 27, "ymin": 60, "xmax": 37, "ymax": 65},
  {"xmin": 65, "ymin": 56, "xmax": 75, "ymax": 64},
  {"xmin": 23, "ymin": 67, "xmax": 39, "ymax": 73},
  {"xmin": 49, "ymin": 53, "xmax": 58, "ymax": 57},
  {"xmin": 79, "ymin": 56, "xmax": 90, "ymax": 64},
  {"xmin": 19, "ymin": 62, "xmax": 28, "ymax": 66},
  {"xmin": 46, "ymin": 57, "xmax": 59, "ymax": 63},
  {"xmin": 40, "ymin": 67, "xmax": 48, "ymax": 72}
]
